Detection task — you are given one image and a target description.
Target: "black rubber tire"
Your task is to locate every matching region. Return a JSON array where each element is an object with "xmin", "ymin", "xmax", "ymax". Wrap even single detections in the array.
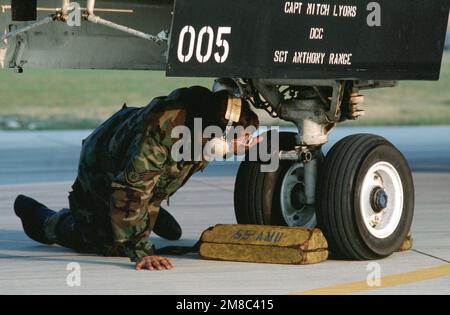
[
  {"xmin": 316, "ymin": 134, "xmax": 415, "ymax": 260},
  {"xmin": 234, "ymin": 131, "xmax": 306, "ymax": 226}
]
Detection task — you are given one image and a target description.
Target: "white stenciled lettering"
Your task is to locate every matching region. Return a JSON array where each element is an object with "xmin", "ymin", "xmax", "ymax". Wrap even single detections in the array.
[
  {"xmin": 309, "ymin": 27, "xmax": 324, "ymax": 40},
  {"xmin": 274, "ymin": 50, "xmax": 289, "ymax": 63},
  {"xmin": 196, "ymin": 26, "xmax": 214, "ymax": 63},
  {"xmin": 329, "ymin": 53, "xmax": 353, "ymax": 65},
  {"xmin": 284, "ymin": 2, "xmax": 303, "ymax": 14},
  {"xmin": 177, "ymin": 25, "xmax": 196, "ymax": 63},
  {"xmin": 306, "ymin": 3, "xmax": 330, "ymax": 16},
  {"xmin": 177, "ymin": 26, "xmax": 232, "ymax": 64},
  {"xmin": 292, "ymin": 52, "xmax": 326, "ymax": 65},
  {"xmin": 332, "ymin": 5, "xmax": 357, "ymax": 17}
]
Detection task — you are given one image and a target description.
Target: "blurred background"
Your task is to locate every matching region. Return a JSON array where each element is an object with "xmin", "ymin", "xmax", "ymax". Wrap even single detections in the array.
[{"xmin": 0, "ymin": 18, "xmax": 449, "ymax": 130}]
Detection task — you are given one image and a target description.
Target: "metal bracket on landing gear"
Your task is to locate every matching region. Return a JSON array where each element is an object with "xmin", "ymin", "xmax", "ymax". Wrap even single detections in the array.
[
  {"xmin": 279, "ymin": 147, "xmax": 312, "ymax": 162},
  {"xmin": 325, "ymin": 81, "xmax": 345, "ymax": 122},
  {"xmin": 252, "ymin": 79, "xmax": 345, "ymax": 123},
  {"xmin": 248, "ymin": 78, "xmax": 351, "ymax": 222},
  {"xmin": 251, "ymin": 78, "xmax": 347, "ymax": 148}
]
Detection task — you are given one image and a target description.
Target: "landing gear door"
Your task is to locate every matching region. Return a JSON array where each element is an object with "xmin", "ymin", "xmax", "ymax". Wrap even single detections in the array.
[{"xmin": 166, "ymin": 0, "xmax": 450, "ymax": 81}]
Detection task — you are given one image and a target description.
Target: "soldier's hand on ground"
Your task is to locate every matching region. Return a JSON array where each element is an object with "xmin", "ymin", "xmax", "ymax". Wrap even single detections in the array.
[{"xmin": 135, "ymin": 255, "xmax": 174, "ymax": 271}]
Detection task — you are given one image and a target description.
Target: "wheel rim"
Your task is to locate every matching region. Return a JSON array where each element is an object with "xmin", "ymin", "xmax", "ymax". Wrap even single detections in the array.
[
  {"xmin": 280, "ymin": 163, "xmax": 316, "ymax": 228},
  {"xmin": 360, "ymin": 161, "xmax": 404, "ymax": 239}
]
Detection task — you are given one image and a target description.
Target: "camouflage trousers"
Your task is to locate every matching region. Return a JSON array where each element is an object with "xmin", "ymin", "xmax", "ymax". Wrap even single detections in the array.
[
  {"xmin": 43, "ymin": 181, "xmax": 131, "ymax": 258},
  {"xmin": 43, "ymin": 208, "xmax": 130, "ymax": 257},
  {"xmin": 44, "ymin": 208, "xmax": 91, "ymax": 252}
]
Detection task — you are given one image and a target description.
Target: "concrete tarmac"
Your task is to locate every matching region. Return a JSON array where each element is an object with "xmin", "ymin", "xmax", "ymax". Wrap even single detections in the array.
[{"xmin": 0, "ymin": 127, "xmax": 449, "ymax": 295}]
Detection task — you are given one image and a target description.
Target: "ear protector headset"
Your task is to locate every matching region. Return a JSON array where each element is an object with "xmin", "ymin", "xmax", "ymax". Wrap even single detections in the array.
[{"xmin": 205, "ymin": 79, "xmax": 245, "ymax": 159}]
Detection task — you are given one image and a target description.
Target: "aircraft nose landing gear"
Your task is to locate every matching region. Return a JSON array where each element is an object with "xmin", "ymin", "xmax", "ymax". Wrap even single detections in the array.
[{"xmin": 234, "ymin": 79, "xmax": 414, "ymax": 260}]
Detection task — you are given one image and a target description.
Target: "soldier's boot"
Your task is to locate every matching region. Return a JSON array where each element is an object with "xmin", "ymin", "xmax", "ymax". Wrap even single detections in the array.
[
  {"xmin": 14, "ymin": 195, "xmax": 56, "ymax": 245},
  {"xmin": 153, "ymin": 207, "xmax": 182, "ymax": 241}
]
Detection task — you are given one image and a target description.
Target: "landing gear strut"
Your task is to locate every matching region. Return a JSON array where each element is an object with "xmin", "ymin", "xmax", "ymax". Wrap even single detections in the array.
[{"xmin": 234, "ymin": 79, "xmax": 414, "ymax": 260}]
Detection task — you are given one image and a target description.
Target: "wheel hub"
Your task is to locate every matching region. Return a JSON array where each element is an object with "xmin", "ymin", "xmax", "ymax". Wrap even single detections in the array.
[
  {"xmin": 290, "ymin": 183, "xmax": 306, "ymax": 210},
  {"xmin": 360, "ymin": 162, "xmax": 404, "ymax": 239},
  {"xmin": 370, "ymin": 187, "xmax": 388, "ymax": 213},
  {"xmin": 280, "ymin": 163, "xmax": 316, "ymax": 228}
]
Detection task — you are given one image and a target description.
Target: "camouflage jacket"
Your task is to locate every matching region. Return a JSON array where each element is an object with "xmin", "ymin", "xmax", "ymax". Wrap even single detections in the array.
[{"xmin": 71, "ymin": 87, "xmax": 211, "ymax": 261}]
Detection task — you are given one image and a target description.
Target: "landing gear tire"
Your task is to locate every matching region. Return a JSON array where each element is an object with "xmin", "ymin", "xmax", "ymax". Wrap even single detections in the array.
[
  {"xmin": 234, "ymin": 131, "xmax": 318, "ymax": 227},
  {"xmin": 317, "ymin": 134, "xmax": 414, "ymax": 260}
]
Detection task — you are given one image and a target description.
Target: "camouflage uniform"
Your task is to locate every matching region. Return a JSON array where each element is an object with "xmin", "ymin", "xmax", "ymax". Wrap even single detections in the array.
[{"xmin": 44, "ymin": 87, "xmax": 211, "ymax": 262}]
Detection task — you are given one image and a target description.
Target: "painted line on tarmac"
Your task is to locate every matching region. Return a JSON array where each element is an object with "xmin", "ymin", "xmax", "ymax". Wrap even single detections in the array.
[{"xmin": 292, "ymin": 263, "xmax": 450, "ymax": 295}]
